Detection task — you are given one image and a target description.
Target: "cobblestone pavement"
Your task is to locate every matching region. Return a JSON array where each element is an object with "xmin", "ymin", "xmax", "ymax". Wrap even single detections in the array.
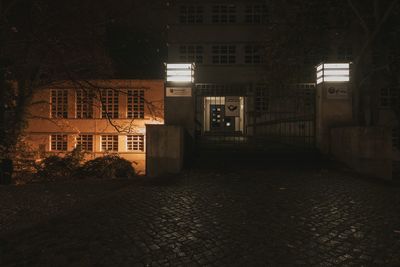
[{"xmin": 1, "ymin": 165, "xmax": 400, "ymax": 266}]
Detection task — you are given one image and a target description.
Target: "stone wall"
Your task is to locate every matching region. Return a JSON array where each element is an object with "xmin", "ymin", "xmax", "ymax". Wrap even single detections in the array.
[{"xmin": 330, "ymin": 127, "xmax": 392, "ymax": 180}]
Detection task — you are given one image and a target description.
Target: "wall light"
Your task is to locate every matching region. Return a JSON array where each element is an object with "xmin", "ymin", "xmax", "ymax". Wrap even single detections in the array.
[
  {"xmin": 316, "ymin": 63, "xmax": 350, "ymax": 84},
  {"xmin": 166, "ymin": 63, "xmax": 195, "ymax": 83}
]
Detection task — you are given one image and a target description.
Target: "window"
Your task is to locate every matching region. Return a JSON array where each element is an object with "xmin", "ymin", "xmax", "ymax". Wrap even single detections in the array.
[
  {"xmin": 127, "ymin": 135, "xmax": 145, "ymax": 152},
  {"xmin": 179, "ymin": 5, "xmax": 203, "ymax": 24},
  {"xmin": 179, "ymin": 45, "xmax": 204, "ymax": 64},
  {"xmin": 76, "ymin": 134, "xmax": 93, "ymax": 151},
  {"xmin": 51, "ymin": 134, "xmax": 67, "ymax": 151},
  {"xmin": 101, "ymin": 135, "xmax": 118, "ymax": 152},
  {"xmin": 245, "ymin": 4, "xmax": 268, "ymax": 24},
  {"xmin": 212, "ymin": 45, "xmax": 236, "ymax": 64},
  {"xmin": 337, "ymin": 46, "xmax": 353, "ymax": 61},
  {"xmin": 380, "ymin": 87, "xmax": 399, "ymax": 108},
  {"xmin": 76, "ymin": 89, "xmax": 94, "ymax": 118},
  {"xmin": 51, "ymin": 89, "xmax": 68, "ymax": 118},
  {"xmin": 245, "ymin": 45, "xmax": 264, "ymax": 64},
  {"xmin": 101, "ymin": 89, "xmax": 119, "ymax": 118},
  {"xmin": 393, "ymin": 128, "xmax": 400, "ymax": 151},
  {"xmin": 212, "ymin": 5, "xmax": 236, "ymax": 23},
  {"xmin": 127, "ymin": 89, "xmax": 145, "ymax": 119},
  {"xmin": 255, "ymin": 85, "xmax": 269, "ymax": 112}
]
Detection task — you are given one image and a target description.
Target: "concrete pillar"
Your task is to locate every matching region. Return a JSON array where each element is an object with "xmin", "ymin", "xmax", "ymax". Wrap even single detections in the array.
[{"xmin": 316, "ymin": 82, "xmax": 353, "ymax": 154}]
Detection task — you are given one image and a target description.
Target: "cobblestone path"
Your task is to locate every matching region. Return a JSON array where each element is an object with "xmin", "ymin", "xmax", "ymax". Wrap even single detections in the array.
[{"xmin": 1, "ymin": 167, "xmax": 400, "ymax": 266}]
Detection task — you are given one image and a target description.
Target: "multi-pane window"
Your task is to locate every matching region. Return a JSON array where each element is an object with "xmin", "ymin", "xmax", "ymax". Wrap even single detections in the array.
[
  {"xmin": 255, "ymin": 85, "xmax": 269, "ymax": 112},
  {"xmin": 245, "ymin": 4, "xmax": 268, "ymax": 24},
  {"xmin": 101, "ymin": 135, "xmax": 118, "ymax": 152},
  {"xmin": 101, "ymin": 89, "xmax": 119, "ymax": 118},
  {"xmin": 179, "ymin": 5, "xmax": 204, "ymax": 24},
  {"xmin": 380, "ymin": 87, "xmax": 399, "ymax": 108},
  {"xmin": 212, "ymin": 45, "xmax": 236, "ymax": 64},
  {"xmin": 179, "ymin": 45, "xmax": 204, "ymax": 64},
  {"xmin": 76, "ymin": 89, "xmax": 94, "ymax": 118},
  {"xmin": 51, "ymin": 89, "xmax": 68, "ymax": 118},
  {"xmin": 127, "ymin": 135, "xmax": 145, "ymax": 152},
  {"xmin": 393, "ymin": 128, "xmax": 400, "ymax": 151},
  {"xmin": 212, "ymin": 5, "xmax": 236, "ymax": 23},
  {"xmin": 76, "ymin": 134, "xmax": 93, "ymax": 151},
  {"xmin": 127, "ymin": 89, "xmax": 145, "ymax": 119},
  {"xmin": 51, "ymin": 134, "xmax": 67, "ymax": 151},
  {"xmin": 337, "ymin": 46, "xmax": 353, "ymax": 61},
  {"xmin": 245, "ymin": 45, "xmax": 264, "ymax": 64}
]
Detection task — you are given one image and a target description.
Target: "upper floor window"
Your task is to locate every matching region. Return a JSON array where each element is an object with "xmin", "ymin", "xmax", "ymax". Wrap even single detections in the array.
[
  {"xmin": 101, "ymin": 89, "xmax": 119, "ymax": 119},
  {"xmin": 380, "ymin": 87, "xmax": 399, "ymax": 108},
  {"xmin": 212, "ymin": 5, "xmax": 236, "ymax": 24},
  {"xmin": 179, "ymin": 45, "xmax": 204, "ymax": 64},
  {"xmin": 212, "ymin": 45, "xmax": 236, "ymax": 64},
  {"xmin": 255, "ymin": 85, "xmax": 269, "ymax": 112},
  {"xmin": 51, "ymin": 89, "xmax": 68, "ymax": 118},
  {"xmin": 76, "ymin": 89, "xmax": 94, "ymax": 119},
  {"xmin": 76, "ymin": 134, "xmax": 93, "ymax": 151},
  {"xmin": 245, "ymin": 45, "xmax": 264, "ymax": 64},
  {"xmin": 101, "ymin": 135, "xmax": 118, "ymax": 152},
  {"xmin": 245, "ymin": 4, "xmax": 268, "ymax": 24},
  {"xmin": 51, "ymin": 134, "xmax": 67, "ymax": 151},
  {"xmin": 179, "ymin": 5, "xmax": 204, "ymax": 24},
  {"xmin": 127, "ymin": 135, "xmax": 145, "ymax": 152},
  {"xmin": 127, "ymin": 89, "xmax": 145, "ymax": 119}
]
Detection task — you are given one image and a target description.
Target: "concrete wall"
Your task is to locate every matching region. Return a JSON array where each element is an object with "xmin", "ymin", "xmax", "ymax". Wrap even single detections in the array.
[
  {"xmin": 330, "ymin": 127, "xmax": 392, "ymax": 180},
  {"xmin": 146, "ymin": 125, "xmax": 185, "ymax": 177}
]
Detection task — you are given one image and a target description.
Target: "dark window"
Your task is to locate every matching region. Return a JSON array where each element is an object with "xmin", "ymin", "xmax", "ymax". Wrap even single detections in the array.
[
  {"xmin": 76, "ymin": 89, "xmax": 94, "ymax": 118},
  {"xmin": 380, "ymin": 87, "xmax": 399, "ymax": 108},
  {"xmin": 245, "ymin": 45, "xmax": 264, "ymax": 64},
  {"xmin": 51, "ymin": 134, "xmax": 67, "ymax": 151},
  {"xmin": 212, "ymin": 45, "xmax": 236, "ymax": 64},
  {"xmin": 76, "ymin": 134, "xmax": 93, "ymax": 151},
  {"xmin": 127, "ymin": 89, "xmax": 145, "ymax": 119},
  {"xmin": 179, "ymin": 5, "xmax": 204, "ymax": 24},
  {"xmin": 51, "ymin": 89, "xmax": 68, "ymax": 118},
  {"xmin": 101, "ymin": 89, "xmax": 119, "ymax": 119},
  {"xmin": 245, "ymin": 4, "xmax": 268, "ymax": 24},
  {"xmin": 212, "ymin": 5, "xmax": 236, "ymax": 23},
  {"xmin": 179, "ymin": 45, "xmax": 204, "ymax": 64},
  {"xmin": 101, "ymin": 135, "xmax": 118, "ymax": 152},
  {"xmin": 127, "ymin": 135, "xmax": 145, "ymax": 152},
  {"xmin": 255, "ymin": 85, "xmax": 269, "ymax": 112}
]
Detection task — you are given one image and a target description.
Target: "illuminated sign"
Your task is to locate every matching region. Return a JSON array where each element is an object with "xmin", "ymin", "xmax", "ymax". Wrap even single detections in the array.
[
  {"xmin": 316, "ymin": 63, "xmax": 350, "ymax": 84},
  {"xmin": 166, "ymin": 63, "xmax": 195, "ymax": 83}
]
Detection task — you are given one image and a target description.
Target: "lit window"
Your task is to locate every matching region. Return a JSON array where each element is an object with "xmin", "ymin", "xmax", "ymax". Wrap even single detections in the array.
[
  {"xmin": 380, "ymin": 87, "xmax": 399, "ymax": 108},
  {"xmin": 212, "ymin": 5, "xmax": 236, "ymax": 24},
  {"xmin": 76, "ymin": 89, "xmax": 94, "ymax": 118},
  {"xmin": 51, "ymin": 134, "xmax": 67, "ymax": 151},
  {"xmin": 179, "ymin": 5, "xmax": 203, "ymax": 24},
  {"xmin": 127, "ymin": 135, "xmax": 145, "ymax": 152},
  {"xmin": 101, "ymin": 89, "xmax": 119, "ymax": 119},
  {"xmin": 101, "ymin": 135, "xmax": 118, "ymax": 152},
  {"xmin": 179, "ymin": 45, "xmax": 204, "ymax": 64},
  {"xmin": 212, "ymin": 45, "xmax": 236, "ymax": 64},
  {"xmin": 76, "ymin": 134, "xmax": 93, "ymax": 151},
  {"xmin": 245, "ymin": 4, "xmax": 268, "ymax": 24},
  {"xmin": 245, "ymin": 45, "xmax": 264, "ymax": 64},
  {"xmin": 51, "ymin": 89, "xmax": 68, "ymax": 118},
  {"xmin": 255, "ymin": 85, "xmax": 269, "ymax": 112},
  {"xmin": 127, "ymin": 89, "xmax": 145, "ymax": 119}
]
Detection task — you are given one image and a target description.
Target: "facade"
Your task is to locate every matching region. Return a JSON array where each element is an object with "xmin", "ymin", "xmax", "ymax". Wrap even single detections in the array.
[{"xmin": 24, "ymin": 80, "xmax": 164, "ymax": 174}]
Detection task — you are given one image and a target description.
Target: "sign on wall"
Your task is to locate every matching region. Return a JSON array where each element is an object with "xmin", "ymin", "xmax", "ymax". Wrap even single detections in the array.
[
  {"xmin": 166, "ymin": 87, "xmax": 192, "ymax": 97},
  {"xmin": 326, "ymin": 85, "xmax": 349, "ymax": 99},
  {"xmin": 225, "ymin": 97, "xmax": 240, "ymax": 116}
]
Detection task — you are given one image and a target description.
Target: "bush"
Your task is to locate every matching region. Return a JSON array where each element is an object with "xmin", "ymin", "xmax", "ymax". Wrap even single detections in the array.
[
  {"xmin": 34, "ymin": 148, "xmax": 84, "ymax": 182},
  {"xmin": 79, "ymin": 155, "xmax": 136, "ymax": 179}
]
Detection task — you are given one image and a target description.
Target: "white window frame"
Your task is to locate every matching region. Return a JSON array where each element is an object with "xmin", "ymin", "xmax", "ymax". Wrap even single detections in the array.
[
  {"xmin": 76, "ymin": 89, "xmax": 94, "ymax": 119},
  {"xmin": 127, "ymin": 135, "xmax": 145, "ymax": 152},
  {"xmin": 51, "ymin": 89, "xmax": 68, "ymax": 118},
  {"xmin": 50, "ymin": 134, "xmax": 68, "ymax": 151},
  {"xmin": 101, "ymin": 89, "xmax": 119, "ymax": 119},
  {"xmin": 76, "ymin": 134, "xmax": 93, "ymax": 151},
  {"xmin": 127, "ymin": 89, "xmax": 145, "ymax": 119},
  {"xmin": 101, "ymin": 135, "xmax": 118, "ymax": 152}
]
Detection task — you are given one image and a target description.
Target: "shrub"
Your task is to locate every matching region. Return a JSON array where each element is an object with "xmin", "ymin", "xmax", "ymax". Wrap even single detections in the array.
[
  {"xmin": 34, "ymin": 148, "xmax": 84, "ymax": 182},
  {"xmin": 79, "ymin": 155, "xmax": 136, "ymax": 179}
]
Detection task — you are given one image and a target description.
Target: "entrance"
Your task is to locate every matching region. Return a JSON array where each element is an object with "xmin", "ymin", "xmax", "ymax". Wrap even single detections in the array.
[{"xmin": 210, "ymin": 105, "xmax": 235, "ymax": 132}]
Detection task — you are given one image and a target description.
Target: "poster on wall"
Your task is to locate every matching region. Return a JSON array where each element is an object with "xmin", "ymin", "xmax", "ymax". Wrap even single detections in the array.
[
  {"xmin": 225, "ymin": 97, "xmax": 240, "ymax": 117},
  {"xmin": 166, "ymin": 87, "xmax": 192, "ymax": 97}
]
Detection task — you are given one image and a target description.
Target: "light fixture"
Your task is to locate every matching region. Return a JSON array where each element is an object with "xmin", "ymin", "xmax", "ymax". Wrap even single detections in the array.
[
  {"xmin": 316, "ymin": 63, "xmax": 350, "ymax": 84},
  {"xmin": 166, "ymin": 63, "xmax": 195, "ymax": 83}
]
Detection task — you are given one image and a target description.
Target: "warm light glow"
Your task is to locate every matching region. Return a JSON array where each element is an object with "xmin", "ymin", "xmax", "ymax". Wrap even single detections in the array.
[{"xmin": 316, "ymin": 62, "xmax": 350, "ymax": 84}]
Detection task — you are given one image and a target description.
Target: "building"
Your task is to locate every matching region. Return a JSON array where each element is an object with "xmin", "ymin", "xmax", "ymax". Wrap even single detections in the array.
[{"xmin": 24, "ymin": 80, "xmax": 164, "ymax": 174}]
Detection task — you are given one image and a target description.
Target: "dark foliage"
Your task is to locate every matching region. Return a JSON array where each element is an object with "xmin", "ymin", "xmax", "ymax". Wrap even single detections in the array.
[{"xmin": 79, "ymin": 155, "xmax": 136, "ymax": 179}]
